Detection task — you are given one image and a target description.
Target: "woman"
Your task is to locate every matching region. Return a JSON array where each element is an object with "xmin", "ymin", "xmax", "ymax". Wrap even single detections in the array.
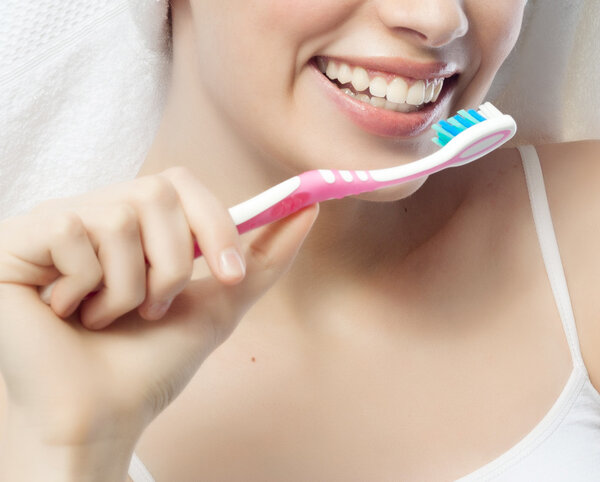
[{"xmin": 1, "ymin": 0, "xmax": 599, "ymax": 480}]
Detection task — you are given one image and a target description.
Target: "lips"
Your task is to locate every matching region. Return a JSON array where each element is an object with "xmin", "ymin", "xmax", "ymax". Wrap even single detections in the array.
[{"xmin": 310, "ymin": 55, "xmax": 459, "ymax": 138}]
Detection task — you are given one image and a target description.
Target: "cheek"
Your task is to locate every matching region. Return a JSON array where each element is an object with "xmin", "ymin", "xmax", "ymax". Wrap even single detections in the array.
[
  {"xmin": 256, "ymin": 0, "xmax": 358, "ymax": 38},
  {"xmin": 467, "ymin": 1, "xmax": 526, "ymax": 68},
  {"xmin": 192, "ymin": 0, "xmax": 348, "ymax": 91},
  {"xmin": 190, "ymin": 0, "xmax": 361, "ymax": 154}
]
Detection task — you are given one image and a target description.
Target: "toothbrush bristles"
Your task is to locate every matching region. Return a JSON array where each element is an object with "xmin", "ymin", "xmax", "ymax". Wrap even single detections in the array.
[{"xmin": 431, "ymin": 103, "xmax": 498, "ymax": 146}]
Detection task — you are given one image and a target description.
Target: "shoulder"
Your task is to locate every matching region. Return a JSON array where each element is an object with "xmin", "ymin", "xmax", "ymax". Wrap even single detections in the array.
[
  {"xmin": 535, "ymin": 139, "xmax": 600, "ymax": 182},
  {"xmin": 534, "ymin": 140, "xmax": 600, "ymax": 249},
  {"xmin": 533, "ymin": 139, "xmax": 600, "ymax": 387},
  {"xmin": 536, "ymin": 138, "xmax": 600, "ymax": 173}
]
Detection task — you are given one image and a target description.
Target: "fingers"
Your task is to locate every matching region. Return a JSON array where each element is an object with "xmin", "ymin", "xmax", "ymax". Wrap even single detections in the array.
[
  {"xmin": 77, "ymin": 205, "xmax": 147, "ymax": 329},
  {"xmin": 160, "ymin": 167, "xmax": 246, "ymax": 284},
  {"xmin": 130, "ymin": 169, "xmax": 246, "ymax": 321},
  {"xmin": 125, "ymin": 175, "xmax": 195, "ymax": 321},
  {"xmin": 4, "ymin": 166, "xmax": 310, "ymax": 332},
  {"xmin": 79, "ymin": 168, "xmax": 247, "ymax": 327},
  {"xmin": 46, "ymin": 212, "xmax": 103, "ymax": 319}
]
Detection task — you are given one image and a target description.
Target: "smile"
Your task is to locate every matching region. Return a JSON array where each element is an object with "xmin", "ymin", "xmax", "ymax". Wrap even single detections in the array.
[
  {"xmin": 310, "ymin": 55, "xmax": 459, "ymax": 138},
  {"xmin": 316, "ymin": 56, "xmax": 445, "ymax": 113}
]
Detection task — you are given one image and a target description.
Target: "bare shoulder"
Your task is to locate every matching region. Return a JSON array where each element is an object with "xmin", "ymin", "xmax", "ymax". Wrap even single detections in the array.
[
  {"xmin": 536, "ymin": 139, "xmax": 600, "ymax": 174},
  {"xmin": 534, "ymin": 139, "xmax": 600, "ymax": 388},
  {"xmin": 535, "ymin": 140, "xmax": 600, "ymax": 230}
]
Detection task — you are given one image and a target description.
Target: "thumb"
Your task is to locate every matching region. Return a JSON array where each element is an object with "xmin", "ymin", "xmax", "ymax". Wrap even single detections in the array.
[
  {"xmin": 228, "ymin": 202, "xmax": 319, "ymax": 310},
  {"xmin": 193, "ymin": 202, "xmax": 319, "ymax": 335}
]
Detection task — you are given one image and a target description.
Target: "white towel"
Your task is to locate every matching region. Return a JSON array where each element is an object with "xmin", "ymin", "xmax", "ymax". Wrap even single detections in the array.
[{"xmin": 0, "ymin": 0, "xmax": 170, "ymax": 219}]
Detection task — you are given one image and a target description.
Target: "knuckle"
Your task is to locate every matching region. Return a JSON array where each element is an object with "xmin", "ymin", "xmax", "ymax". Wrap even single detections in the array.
[
  {"xmin": 131, "ymin": 286, "xmax": 147, "ymax": 307},
  {"xmin": 138, "ymin": 175, "xmax": 178, "ymax": 205},
  {"xmin": 51, "ymin": 212, "xmax": 86, "ymax": 240},
  {"xmin": 248, "ymin": 243, "xmax": 277, "ymax": 271},
  {"xmin": 85, "ymin": 261, "xmax": 104, "ymax": 287},
  {"xmin": 161, "ymin": 166, "xmax": 193, "ymax": 183},
  {"xmin": 112, "ymin": 287, "xmax": 146, "ymax": 313},
  {"xmin": 104, "ymin": 204, "xmax": 138, "ymax": 235},
  {"xmin": 152, "ymin": 264, "xmax": 193, "ymax": 298},
  {"xmin": 146, "ymin": 376, "xmax": 177, "ymax": 416}
]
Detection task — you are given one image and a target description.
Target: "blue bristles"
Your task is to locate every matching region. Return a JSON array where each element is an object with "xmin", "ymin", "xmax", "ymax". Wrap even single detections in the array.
[{"xmin": 431, "ymin": 108, "xmax": 488, "ymax": 147}]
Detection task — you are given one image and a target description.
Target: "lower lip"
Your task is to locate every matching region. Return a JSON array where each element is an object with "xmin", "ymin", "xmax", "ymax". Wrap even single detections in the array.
[{"xmin": 310, "ymin": 61, "xmax": 456, "ymax": 139}]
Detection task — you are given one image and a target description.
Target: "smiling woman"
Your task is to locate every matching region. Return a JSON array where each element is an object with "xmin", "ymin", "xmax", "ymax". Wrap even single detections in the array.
[{"xmin": 1, "ymin": 1, "xmax": 600, "ymax": 482}]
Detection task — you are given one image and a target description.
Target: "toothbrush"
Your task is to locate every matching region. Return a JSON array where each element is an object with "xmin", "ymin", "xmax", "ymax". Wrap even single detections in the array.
[
  {"xmin": 194, "ymin": 101, "xmax": 516, "ymax": 257},
  {"xmin": 57, "ymin": 101, "xmax": 516, "ymax": 303}
]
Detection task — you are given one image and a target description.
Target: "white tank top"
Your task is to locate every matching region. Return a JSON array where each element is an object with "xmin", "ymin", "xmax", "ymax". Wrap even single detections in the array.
[{"xmin": 128, "ymin": 146, "xmax": 600, "ymax": 481}]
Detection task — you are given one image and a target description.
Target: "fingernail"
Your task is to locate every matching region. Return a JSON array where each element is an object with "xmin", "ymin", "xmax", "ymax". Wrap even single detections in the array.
[
  {"xmin": 147, "ymin": 298, "xmax": 173, "ymax": 319},
  {"xmin": 219, "ymin": 247, "xmax": 246, "ymax": 279},
  {"xmin": 88, "ymin": 317, "xmax": 107, "ymax": 331},
  {"xmin": 38, "ymin": 281, "xmax": 57, "ymax": 305}
]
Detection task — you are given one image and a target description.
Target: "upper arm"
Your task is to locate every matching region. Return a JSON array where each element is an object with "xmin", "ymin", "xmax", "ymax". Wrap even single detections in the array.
[{"xmin": 536, "ymin": 139, "xmax": 600, "ymax": 389}]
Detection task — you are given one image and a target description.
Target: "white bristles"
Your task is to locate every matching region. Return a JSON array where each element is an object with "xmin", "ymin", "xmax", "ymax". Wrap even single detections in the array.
[
  {"xmin": 479, "ymin": 102, "xmax": 503, "ymax": 119},
  {"xmin": 478, "ymin": 104, "xmax": 492, "ymax": 119}
]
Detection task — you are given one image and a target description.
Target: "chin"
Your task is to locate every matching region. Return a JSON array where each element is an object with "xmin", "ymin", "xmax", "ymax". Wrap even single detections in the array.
[{"xmin": 353, "ymin": 175, "xmax": 428, "ymax": 202}]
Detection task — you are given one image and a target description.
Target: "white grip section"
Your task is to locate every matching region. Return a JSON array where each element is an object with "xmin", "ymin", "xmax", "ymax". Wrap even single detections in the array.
[
  {"xmin": 319, "ymin": 169, "xmax": 336, "ymax": 183},
  {"xmin": 228, "ymin": 176, "xmax": 301, "ymax": 225}
]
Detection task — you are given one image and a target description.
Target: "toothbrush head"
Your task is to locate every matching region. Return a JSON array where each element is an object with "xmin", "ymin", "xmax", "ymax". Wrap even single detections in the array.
[{"xmin": 431, "ymin": 102, "xmax": 512, "ymax": 148}]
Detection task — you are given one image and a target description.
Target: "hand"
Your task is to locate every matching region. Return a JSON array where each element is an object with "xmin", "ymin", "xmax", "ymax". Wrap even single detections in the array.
[{"xmin": 0, "ymin": 167, "xmax": 319, "ymax": 446}]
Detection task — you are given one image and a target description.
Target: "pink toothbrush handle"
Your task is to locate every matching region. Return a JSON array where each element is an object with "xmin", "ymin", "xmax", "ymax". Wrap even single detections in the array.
[
  {"xmin": 231, "ymin": 170, "xmax": 403, "ymax": 234},
  {"xmin": 218, "ymin": 123, "xmax": 514, "ymax": 250}
]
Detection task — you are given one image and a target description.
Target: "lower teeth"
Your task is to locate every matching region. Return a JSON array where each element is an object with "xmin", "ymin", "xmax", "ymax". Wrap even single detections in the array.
[{"xmin": 340, "ymin": 87, "xmax": 421, "ymax": 113}]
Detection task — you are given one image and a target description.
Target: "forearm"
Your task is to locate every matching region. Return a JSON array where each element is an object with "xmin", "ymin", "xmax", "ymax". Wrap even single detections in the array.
[{"xmin": 0, "ymin": 409, "xmax": 138, "ymax": 482}]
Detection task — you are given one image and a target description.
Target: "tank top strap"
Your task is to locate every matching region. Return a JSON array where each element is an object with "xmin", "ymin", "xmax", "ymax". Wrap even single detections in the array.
[
  {"xmin": 128, "ymin": 451, "xmax": 156, "ymax": 482},
  {"xmin": 518, "ymin": 145, "xmax": 586, "ymax": 370}
]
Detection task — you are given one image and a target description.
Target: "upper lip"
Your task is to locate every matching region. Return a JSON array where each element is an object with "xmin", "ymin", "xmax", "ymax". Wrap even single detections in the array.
[{"xmin": 318, "ymin": 55, "xmax": 459, "ymax": 81}]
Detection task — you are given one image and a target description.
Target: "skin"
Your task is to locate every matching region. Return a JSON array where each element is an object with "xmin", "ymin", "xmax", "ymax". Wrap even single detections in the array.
[
  {"xmin": 142, "ymin": 0, "xmax": 528, "ymax": 318},
  {"xmin": 1, "ymin": 0, "xmax": 600, "ymax": 480}
]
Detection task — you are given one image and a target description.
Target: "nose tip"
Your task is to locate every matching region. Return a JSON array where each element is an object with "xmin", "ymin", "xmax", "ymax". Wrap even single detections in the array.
[{"xmin": 375, "ymin": 0, "xmax": 469, "ymax": 48}]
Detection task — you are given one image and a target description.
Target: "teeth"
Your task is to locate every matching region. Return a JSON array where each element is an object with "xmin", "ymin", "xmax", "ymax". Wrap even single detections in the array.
[
  {"xmin": 325, "ymin": 61, "xmax": 339, "ymax": 80},
  {"xmin": 351, "ymin": 66, "xmax": 370, "ymax": 92},
  {"xmin": 396, "ymin": 103, "xmax": 418, "ymax": 113},
  {"xmin": 386, "ymin": 77, "xmax": 408, "ymax": 104},
  {"xmin": 340, "ymin": 87, "xmax": 420, "ymax": 113},
  {"xmin": 337, "ymin": 63, "xmax": 353, "ymax": 84},
  {"xmin": 424, "ymin": 81, "xmax": 435, "ymax": 103},
  {"xmin": 370, "ymin": 96, "xmax": 386, "ymax": 108},
  {"xmin": 432, "ymin": 79, "xmax": 443, "ymax": 102},
  {"xmin": 368, "ymin": 77, "xmax": 388, "ymax": 98},
  {"xmin": 320, "ymin": 57, "xmax": 447, "ymax": 110},
  {"xmin": 406, "ymin": 80, "xmax": 425, "ymax": 105}
]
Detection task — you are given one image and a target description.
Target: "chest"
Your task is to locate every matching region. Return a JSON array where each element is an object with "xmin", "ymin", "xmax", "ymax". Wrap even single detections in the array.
[
  {"xmin": 133, "ymin": 280, "xmax": 573, "ymax": 481},
  {"xmin": 131, "ymin": 159, "xmax": 586, "ymax": 480}
]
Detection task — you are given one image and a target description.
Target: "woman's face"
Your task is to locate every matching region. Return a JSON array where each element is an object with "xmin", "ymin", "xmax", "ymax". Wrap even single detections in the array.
[{"xmin": 183, "ymin": 0, "xmax": 527, "ymax": 199}]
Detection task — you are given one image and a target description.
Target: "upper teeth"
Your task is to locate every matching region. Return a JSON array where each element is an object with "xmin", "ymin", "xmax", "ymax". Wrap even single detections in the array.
[{"xmin": 318, "ymin": 57, "xmax": 444, "ymax": 106}]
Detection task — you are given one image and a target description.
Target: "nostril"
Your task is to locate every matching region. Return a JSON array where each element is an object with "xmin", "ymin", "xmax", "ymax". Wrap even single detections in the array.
[
  {"xmin": 375, "ymin": 1, "xmax": 468, "ymax": 48},
  {"xmin": 393, "ymin": 26, "xmax": 428, "ymax": 43}
]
